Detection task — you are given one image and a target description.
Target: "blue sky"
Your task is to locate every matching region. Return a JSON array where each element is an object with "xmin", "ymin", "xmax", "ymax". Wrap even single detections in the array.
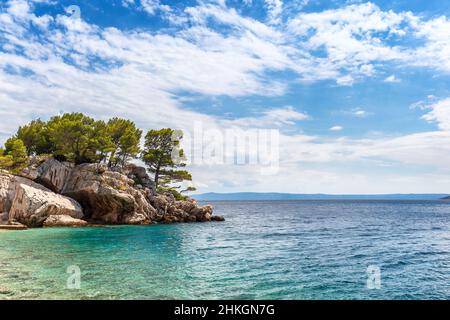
[{"xmin": 1, "ymin": 0, "xmax": 450, "ymax": 194}]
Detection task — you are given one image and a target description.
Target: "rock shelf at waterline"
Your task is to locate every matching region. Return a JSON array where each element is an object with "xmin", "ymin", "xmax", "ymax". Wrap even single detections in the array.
[{"xmin": 0, "ymin": 157, "xmax": 224, "ymax": 228}]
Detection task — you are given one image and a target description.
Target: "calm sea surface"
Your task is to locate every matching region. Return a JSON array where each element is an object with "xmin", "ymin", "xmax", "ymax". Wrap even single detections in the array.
[{"xmin": 0, "ymin": 200, "xmax": 449, "ymax": 299}]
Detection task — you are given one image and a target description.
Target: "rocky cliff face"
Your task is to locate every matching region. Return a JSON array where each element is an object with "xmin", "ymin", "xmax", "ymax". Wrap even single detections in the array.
[
  {"xmin": 0, "ymin": 174, "xmax": 10, "ymax": 214},
  {"xmin": 61, "ymin": 163, "xmax": 156, "ymax": 224},
  {"xmin": 0, "ymin": 158, "xmax": 223, "ymax": 228},
  {"xmin": 0, "ymin": 173, "xmax": 84, "ymax": 227},
  {"xmin": 150, "ymin": 195, "xmax": 215, "ymax": 223}
]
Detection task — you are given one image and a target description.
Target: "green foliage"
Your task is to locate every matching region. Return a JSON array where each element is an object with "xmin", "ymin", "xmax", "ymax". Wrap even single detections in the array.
[
  {"xmin": 159, "ymin": 187, "xmax": 189, "ymax": 201},
  {"xmin": 142, "ymin": 128, "xmax": 192, "ymax": 189},
  {"xmin": 165, "ymin": 185, "xmax": 197, "ymax": 201},
  {"xmin": 181, "ymin": 186, "xmax": 197, "ymax": 193},
  {"xmin": 2, "ymin": 114, "xmax": 197, "ymax": 197},
  {"xmin": 0, "ymin": 148, "xmax": 13, "ymax": 171},
  {"xmin": 10, "ymin": 114, "xmax": 142, "ymax": 166},
  {"xmin": 16, "ymin": 119, "xmax": 53, "ymax": 156},
  {"xmin": 107, "ymin": 118, "xmax": 142, "ymax": 167},
  {"xmin": 46, "ymin": 113, "xmax": 114, "ymax": 164},
  {"xmin": 157, "ymin": 169, "xmax": 192, "ymax": 187},
  {"xmin": 0, "ymin": 138, "xmax": 28, "ymax": 173}
]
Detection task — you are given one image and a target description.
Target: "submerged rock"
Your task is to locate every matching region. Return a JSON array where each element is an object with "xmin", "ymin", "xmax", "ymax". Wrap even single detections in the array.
[
  {"xmin": 43, "ymin": 214, "xmax": 88, "ymax": 227},
  {"xmin": 0, "ymin": 219, "xmax": 28, "ymax": 230}
]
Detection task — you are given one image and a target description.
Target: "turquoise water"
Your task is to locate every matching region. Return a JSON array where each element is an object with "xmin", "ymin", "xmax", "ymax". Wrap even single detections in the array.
[{"xmin": 0, "ymin": 200, "xmax": 449, "ymax": 299}]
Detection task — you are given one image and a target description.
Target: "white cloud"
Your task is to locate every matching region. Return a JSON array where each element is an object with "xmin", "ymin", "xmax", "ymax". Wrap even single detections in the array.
[
  {"xmin": 351, "ymin": 108, "xmax": 370, "ymax": 118},
  {"xmin": 336, "ymin": 75, "xmax": 354, "ymax": 86},
  {"xmin": 47, "ymin": 20, "xmax": 287, "ymax": 97},
  {"xmin": 421, "ymin": 98, "xmax": 450, "ymax": 131},
  {"xmin": 1, "ymin": 0, "xmax": 52, "ymax": 32},
  {"xmin": 118, "ymin": 2, "xmax": 450, "ymax": 85},
  {"xmin": 2, "ymin": 0, "xmax": 450, "ymax": 194},
  {"xmin": 261, "ymin": 106, "xmax": 309, "ymax": 125},
  {"xmin": 189, "ymin": 128, "xmax": 450, "ymax": 193},
  {"xmin": 223, "ymin": 106, "xmax": 308, "ymax": 128},
  {"xmin": 354, "ymin": 110, "xmax": 367, "ymax": 117},
  {"xmin": 7, "ymin": 0, "xmax": 30, "ymax": 18},
  {"xmin": 121, "ymin": 0, "xmax": 135, "ymax": 7},
  {"xmin": 287, "ymin": 3, "xmax": 410, "ymax": 84},
  {"xmin": 185, "ymin": 4, "xmax": 282, "ymax": 40},
  {"xmin": 141, "ymin": 0, "xmax": 171, "ymax": 15},
  {"xmin": 121, "ymin": 0, "xmax": 170, "ymax": 15},
  {"xmin": 330, "ymin": 126, "xmax": 343, "ymax": 131},
  {"xmin": 410, "ymin": 16, "xmax": 450, "ymax": 72},
  {"xmin": 265, "ymin": 0, "xmax": 283, "ymax": 25},
  {"xmin": 384, "ymin": 75, "xmax": 401, "ymax": 83}
]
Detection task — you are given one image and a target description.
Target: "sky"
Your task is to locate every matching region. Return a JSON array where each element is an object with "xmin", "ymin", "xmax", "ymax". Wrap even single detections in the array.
[{"xmin": 1, "ymin": 0, "xmax": 450, "ymax": 194}]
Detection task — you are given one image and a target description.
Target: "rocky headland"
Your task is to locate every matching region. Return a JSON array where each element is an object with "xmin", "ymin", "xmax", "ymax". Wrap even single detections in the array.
[{"xmin": 0, "ymin": 158, "xmax": 224, "ymax": 229}]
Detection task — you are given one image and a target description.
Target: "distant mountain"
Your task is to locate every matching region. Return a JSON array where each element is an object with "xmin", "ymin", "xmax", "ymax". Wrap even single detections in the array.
[{"xmin": 193, "ymin": 192, "xmax": 450, "ymax": 201}]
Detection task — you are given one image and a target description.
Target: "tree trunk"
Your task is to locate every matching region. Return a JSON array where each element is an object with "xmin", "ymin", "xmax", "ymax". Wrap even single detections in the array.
[
  {"xmin": 108, "ymin": 149, "xmax": 116, "ymax": 168},
  {"xmin": 154, "ymin": 166, "xmax": 160, "ymax": 190}
]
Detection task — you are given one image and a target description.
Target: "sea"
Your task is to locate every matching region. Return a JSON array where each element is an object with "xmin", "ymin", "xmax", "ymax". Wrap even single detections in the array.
[{"xmin": 0, "ymin": 200, "xmax": 449, "ymax": 299}]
